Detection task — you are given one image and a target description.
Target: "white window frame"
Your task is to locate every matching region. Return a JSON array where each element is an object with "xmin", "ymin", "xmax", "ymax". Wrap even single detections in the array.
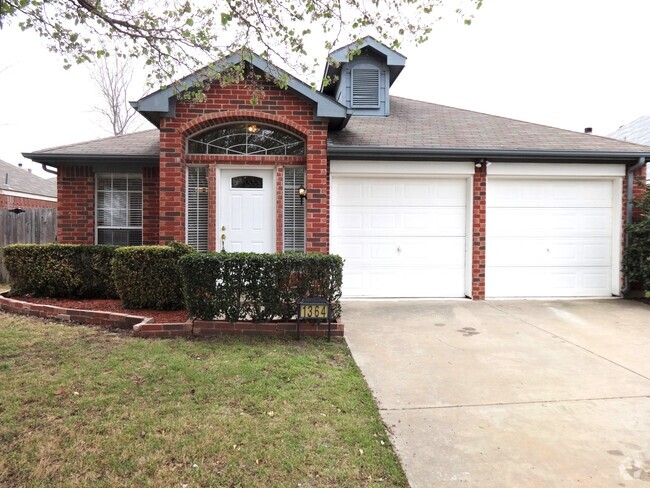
[{"xmin": 95, "ymin": 172, "xmax": 143, "ymax": 245}]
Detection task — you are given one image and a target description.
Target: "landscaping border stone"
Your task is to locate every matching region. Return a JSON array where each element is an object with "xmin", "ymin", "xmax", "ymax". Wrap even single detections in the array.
[{"xmin": 0, "ymin": 292, "xmax": 344, "ymax": 338}]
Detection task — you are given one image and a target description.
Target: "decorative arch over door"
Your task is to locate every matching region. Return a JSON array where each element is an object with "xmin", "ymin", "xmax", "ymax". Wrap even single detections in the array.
[{"xmin": 187, "ymin": 123, "xmax": 305, "ymax": 156}]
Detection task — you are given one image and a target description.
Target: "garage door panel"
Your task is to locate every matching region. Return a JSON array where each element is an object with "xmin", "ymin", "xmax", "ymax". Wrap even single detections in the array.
[
  {"xmin": 332, "ymin": 236, "xmax": 466, "ymax": 267},
  {"xmin": 331, "ymin": 176, "xmax": 468, "ymax": 298},
  {"xmin": 488, "ymin": 237, "xmax": 612, "ymax": 267},
  {"xmin": 487, "ymin": 208, "xmax": 612, "ymax": 238},
  {"xmin": 488, "ymin": 179, "xmax": 612, "ymax": 208},
  {"xmin": 331, "ymin": 206, "xmax": 466, "ymax": 237},
  {"xmin": 333, "ymin": 178, "xmax": 467, "ymax": 207},
  {"xmin": 486, "ymin": 177, "xmax": 616, "ymax": 298},
  {"xmin": 343, "ymin": 266, "xmax": 466, "ymax": 298},
  {"xmin": 486, "ymin": 267, "xmax": 612, "ymax": 297}
]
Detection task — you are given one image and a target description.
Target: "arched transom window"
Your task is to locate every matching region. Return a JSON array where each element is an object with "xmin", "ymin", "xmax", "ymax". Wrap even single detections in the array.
[{"xmin": 187, "ymin": 123, "xmax": 305, "ymax": 156}]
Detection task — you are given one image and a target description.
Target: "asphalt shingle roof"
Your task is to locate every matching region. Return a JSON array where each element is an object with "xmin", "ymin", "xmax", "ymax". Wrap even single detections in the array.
[
  {"xmin": 0, "ymin": 159, "xmax": 56, "ymax": 198},
  {"xmin": 329, "ymin": 96, "xmax": 650, "ymax": 153},
  {"xmin": 609, "ymin": 116, "xmax": 650, "ymax": 146},
  {"xmin": 25, "ymin": 99, "xmax": 650, "ymax": 161},
  {"xmin": 31, "ymin": 129, "xmax": 160, "ymax": 157}
]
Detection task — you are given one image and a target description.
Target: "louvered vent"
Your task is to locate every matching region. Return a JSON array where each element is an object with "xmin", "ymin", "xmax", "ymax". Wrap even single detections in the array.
[
  {"xmin": 351, "ymin": 68, "xmax": 380, "ymax": 108},
  {"xmin": 187, "ymin": 166, "xmax": 209, "ymax": 252},
  {"xmin": 283, "ymin": 167, "xmax": 306, "ymax": 252}
]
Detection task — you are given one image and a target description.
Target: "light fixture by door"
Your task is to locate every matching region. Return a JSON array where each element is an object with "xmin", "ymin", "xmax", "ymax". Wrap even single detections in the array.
[{"xmin": 298, "ymin": 185, "xmax": 307, "ymax": 205}]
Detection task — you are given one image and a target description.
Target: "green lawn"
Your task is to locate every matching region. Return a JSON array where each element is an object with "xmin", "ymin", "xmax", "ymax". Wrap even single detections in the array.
[{"xmin": 0, "ymin": 313, "xmax": 407, "ymax": 487}]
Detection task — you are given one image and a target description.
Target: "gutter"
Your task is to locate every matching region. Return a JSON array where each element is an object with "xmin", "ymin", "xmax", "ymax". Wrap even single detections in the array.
[
  {"xmin": 41, "ymin": 164, "xmax": 57, "ymax": 175},
  {"xmin": 327, "ymin": 145, "xmax": 650, "ymax": 163},
  {"xmin": 621, "ymin": 156, "xmax": 646, "ymax": 294},
  {"xmin": 23, "ymin": 153, "xmax": 159, "ymax": 166}
]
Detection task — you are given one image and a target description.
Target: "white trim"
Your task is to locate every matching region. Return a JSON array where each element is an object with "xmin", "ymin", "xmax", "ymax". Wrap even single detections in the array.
[
  {"xmin": 611, "ymin": 177, "xmax": 623, "ymax": 296},
  {"xmin": 465, "ymin": 177, "xmax": 473, "ymax": 298},
  {"xmin": 487, "ymin": 162, "xmax": 625, "ymax": 177},
  {"xmin": 0, "ymin": 189, "xmax": 56, "ymax": 202},
  {"xmin": 330, "ymin": 161, "xmax": 474, "ymax": 176}
]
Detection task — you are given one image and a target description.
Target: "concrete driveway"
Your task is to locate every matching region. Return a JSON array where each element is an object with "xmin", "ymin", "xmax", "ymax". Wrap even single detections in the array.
[{"xmin": 343, "ymin": 299, "xmax": 650, "ymax": 487}]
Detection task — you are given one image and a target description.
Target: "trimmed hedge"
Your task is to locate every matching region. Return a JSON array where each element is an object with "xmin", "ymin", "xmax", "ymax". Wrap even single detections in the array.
[
  {"xmin": 111, "ymin": 242, "xmax": 195, "ymax": 310},
  {"xmin": 3, "ymin": 244, "xmax": 119, "ymax": 298},
  {"xmin": 179, "ymin": 252, "xmax": 343, "ymax": 322}
]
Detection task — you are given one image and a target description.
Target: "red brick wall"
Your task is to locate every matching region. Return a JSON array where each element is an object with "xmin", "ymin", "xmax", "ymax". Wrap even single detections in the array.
[
  {"xmin": 472, "ymin": 164, "xmax": 487, "ymax": 299},
  {"xmin": 57, "ymin": 166, "xmax": 94, "ymax": 244},
  {"xmin": 0, "ymin": 194, "xmax": 56, "ymax": 209},
  {"xmin": 142, "ymin": 167, "xmax": 160, "ymax": 245},
  {"xmin": 159, "ymin": 77, "xmax": 329, "ymax": 252}
]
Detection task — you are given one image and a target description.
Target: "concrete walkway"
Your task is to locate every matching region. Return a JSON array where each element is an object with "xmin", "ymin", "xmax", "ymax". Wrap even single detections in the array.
[{"xmin": 343, "ymin": 299, "xmax": 650, "ymax": 487}]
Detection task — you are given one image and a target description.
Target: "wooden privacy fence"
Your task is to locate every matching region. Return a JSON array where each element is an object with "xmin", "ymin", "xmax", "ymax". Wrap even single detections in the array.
[{"xmin": 0, "ymin": 208, "xmax": 56, "ymax": 282}]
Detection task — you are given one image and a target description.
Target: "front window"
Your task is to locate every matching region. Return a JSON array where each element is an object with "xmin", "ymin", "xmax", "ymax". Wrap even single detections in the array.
[
  {"xmin": 96, "ymin": 173, "xmax": 142, "ymax": 246},
  {"xmin": 187, "ymin": 123, "xmax": 305, "ymax": 156}
]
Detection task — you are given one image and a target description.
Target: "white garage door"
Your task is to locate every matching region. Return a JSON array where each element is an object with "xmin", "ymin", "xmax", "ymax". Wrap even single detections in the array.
[
  {"xmin": 486, "ymin": 178, "xmax": 616, "ymax": 297},
  {"xmin": 331, "ymin": 176, "xmax": 468, "ymax": 298}
]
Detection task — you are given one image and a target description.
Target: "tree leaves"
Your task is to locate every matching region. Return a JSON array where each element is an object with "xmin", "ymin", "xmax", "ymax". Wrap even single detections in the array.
[{"xmin": 1, "ymin": 0, "xmax": 484, "ymax": 91}]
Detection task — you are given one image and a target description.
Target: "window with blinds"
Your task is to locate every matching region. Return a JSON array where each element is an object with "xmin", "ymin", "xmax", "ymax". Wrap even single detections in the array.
[
  {"xmin": 283, "ymin": 167, "xmax": 306, "ymax": 252},
  {"xmin": 96, "ymin": 173, "xmax": 142, "ymax": 246},
  {"xmin": 186, "ymin": 166, "xmax": 209, "ymax": 252},
  {"xmin": 351, "ymin": 68, "xmax": 380, "ymax": 108}
]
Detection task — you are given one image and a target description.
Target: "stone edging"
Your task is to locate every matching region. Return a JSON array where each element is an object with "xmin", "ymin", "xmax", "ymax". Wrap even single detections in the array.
[{"xmin": 0, "ymin": 293, "xmax": 344, "ymax": 338}]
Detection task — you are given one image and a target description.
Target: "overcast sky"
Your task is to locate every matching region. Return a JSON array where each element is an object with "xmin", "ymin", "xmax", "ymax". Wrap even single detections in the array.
[{"xmin": 1, "ymin": 0, "xmax": 649, "ymax": 178}]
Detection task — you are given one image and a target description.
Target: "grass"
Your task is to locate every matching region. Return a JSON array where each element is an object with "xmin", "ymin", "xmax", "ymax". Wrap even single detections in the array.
[{"xmin": 0, "ymin": 313, "xmax": 407, "ymax": 487}]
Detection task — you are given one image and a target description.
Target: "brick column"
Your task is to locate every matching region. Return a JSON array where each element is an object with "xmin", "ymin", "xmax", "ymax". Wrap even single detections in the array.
[
  {"xmin": 158, "ymin": 125, "xmax": 186, "ymax": 244},
  {"xmin": 57, "ymin": 165, "xmax": 94, "ymax": 244},
  {"xmin": 305, "ymin": 132, "xmax": 329, "ymax": 253},
  {"xmin": 472, "ymin": 163, "xmax": 487, "ymax": 299}
]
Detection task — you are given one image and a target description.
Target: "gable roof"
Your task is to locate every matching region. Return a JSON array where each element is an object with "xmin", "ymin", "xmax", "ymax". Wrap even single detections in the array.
[
  {"xmin": 322, "ymin": 36, "xmax": 407, "ymax": 95},
  {"xmin": 131, "ymin": 52, "xmax": 349, "ymax": 127},
  {"xmin": 23, "ymin": 130, "xmax": 160, "ymax": 165},
  {"xmin": 0, "ymin": 159, "xmax": 56, "ymax": 198},
  {"xmin": 609, "ymin": 116, "xmax": 650, "ymax": 146},
  {"xmin": 328, "ymin": 96, "xmax": 650, "ymax": 162}
]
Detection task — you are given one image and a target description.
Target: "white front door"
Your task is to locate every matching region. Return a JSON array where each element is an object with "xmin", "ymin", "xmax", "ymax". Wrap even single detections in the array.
[{"xmin": 219, "ymin": 169, "xmax": 274, "ymax": 252}]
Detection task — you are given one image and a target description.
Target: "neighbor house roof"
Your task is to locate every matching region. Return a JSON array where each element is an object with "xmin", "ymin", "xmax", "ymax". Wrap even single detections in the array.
[
  {"xmin": 609, "ymin": 116, "xmax": 650, "ymax": 146},
  {"xmin": 0, "ymin": 158, "xmax": 56, "ymax": 198},
  {"xmin": 24, "ymin": 97, "xmax": 650, "ymax": 165},
  {"xmin": 328, "ymin": 97, "xmax": 650, "ymax": 162},
  {"xmin": 23, "ymin": 130, "xmax": 160, "ymax": 165}
]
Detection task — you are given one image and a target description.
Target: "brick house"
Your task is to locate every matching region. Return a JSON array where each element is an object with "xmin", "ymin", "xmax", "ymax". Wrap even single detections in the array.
[
  {"xmin": 24, "ymin": 38, "xmax": 650, "ymax": 299},
  {"xmin": 0, "ymin": 158, "xmax": 56, "ymax": 210}
]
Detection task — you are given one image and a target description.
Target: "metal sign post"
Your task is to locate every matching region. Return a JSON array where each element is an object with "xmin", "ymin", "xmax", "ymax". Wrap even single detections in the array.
[{"xmin": 296, "ymin": 297, "xmax": 332, "ymax": 341}]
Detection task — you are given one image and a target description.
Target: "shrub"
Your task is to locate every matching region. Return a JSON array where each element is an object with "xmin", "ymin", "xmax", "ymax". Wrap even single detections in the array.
[
  {"xmin": 112, "ymin": 242, "xmax": 195, "ymax": 310},
  {"xmin": 624, "ymin": 184, "xmax": 650, "ymax": 294},
  {"xmin": 179, "ymin": 252, "xmax": 343, "ymax": 322},
  {"xmin": 2, "ymin": 244, "xmax": 119, "ymax": 298}
]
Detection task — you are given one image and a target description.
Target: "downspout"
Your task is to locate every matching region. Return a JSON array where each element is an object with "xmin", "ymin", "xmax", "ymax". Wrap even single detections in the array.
[
  {"xmin": 41, "ymin": 164, "xmax": 57, "ymax": 175},
  {"xmin": 621, "ymin": 156, "xmax": 646, "ymax": 294}
]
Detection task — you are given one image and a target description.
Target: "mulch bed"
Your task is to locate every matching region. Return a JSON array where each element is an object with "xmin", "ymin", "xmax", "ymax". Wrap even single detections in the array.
[{"xmin": 15, "ymin": 296, "xmax": 189, "ymax": 324}]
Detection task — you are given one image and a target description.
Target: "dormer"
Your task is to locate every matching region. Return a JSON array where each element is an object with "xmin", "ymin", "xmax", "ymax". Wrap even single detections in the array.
[{"xmin": 322, "ymin": 37, "xmax": 407, "ymax": 117}]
